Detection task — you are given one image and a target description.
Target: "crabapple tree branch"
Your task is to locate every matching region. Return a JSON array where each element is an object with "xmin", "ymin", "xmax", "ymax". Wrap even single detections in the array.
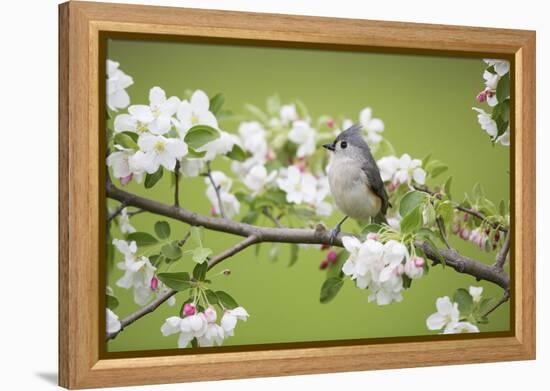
[{"xmin": 106, "ymin": 234, "xmax": 259, "ymax": 341}]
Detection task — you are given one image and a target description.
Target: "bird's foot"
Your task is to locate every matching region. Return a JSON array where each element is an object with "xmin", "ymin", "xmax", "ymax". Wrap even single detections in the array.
[{"xmin": 329, "ymin": 225, "xmax": 341, "ymax": 245}]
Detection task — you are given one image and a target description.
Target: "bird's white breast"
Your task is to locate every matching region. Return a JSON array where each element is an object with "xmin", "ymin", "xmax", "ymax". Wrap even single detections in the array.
[{"xmin": 328, "ymin": 156, "xmax": 381, "ymax": 221}]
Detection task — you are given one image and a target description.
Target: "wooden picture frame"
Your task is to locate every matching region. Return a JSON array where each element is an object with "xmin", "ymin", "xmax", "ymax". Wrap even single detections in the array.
[{"xmin": 58, "ymin": 1, "xmax": 536, "ymax": 388}]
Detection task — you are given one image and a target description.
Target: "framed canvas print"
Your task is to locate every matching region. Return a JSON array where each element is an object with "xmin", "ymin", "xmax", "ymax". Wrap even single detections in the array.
[{"xmin": 58, "ymin": 1, "xmax": 536, "ymax": 389}]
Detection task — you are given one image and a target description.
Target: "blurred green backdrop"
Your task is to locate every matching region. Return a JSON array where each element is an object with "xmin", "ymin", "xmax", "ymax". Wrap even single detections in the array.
[{"xmin": 106, "ymin": 39, "xmax": 510, "ymax": 352}]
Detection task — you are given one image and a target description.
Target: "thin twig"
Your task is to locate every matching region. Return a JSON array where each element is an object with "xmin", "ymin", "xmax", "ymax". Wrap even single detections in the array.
[
  {"xmin": 106, "ymin": 235, "xmax": 258, "ymax": 341},
  {"xmin": 436, "ymin": 216, "xmax": 453, "ymax": 250},
  {"xmin": 174, "ymin": 161, "xmax": 180, "ymax": 207},
  {"xmin": 177, "ymin": 230, "xmax": 192, "ymax": 247},
  {"xmin": 494, "ymin": 230, "xmax": 511, "ymax": 269},
  {"xmin": 107, "ymin": 202, "xmax": 127, "ymax": 224},
  {"xmin": 262, "ymin": 207, "xmax": 283, "ymax": 228},
  {"xmin": 481, "ymin": 291, "xmax": 510, "ymax": 318},
  {"xmin": 414, "ymin": 185, "xmax": 508, "ymax": 233},
  {"xmin": 205, "ymin": 162, "xmax": 226, "ymax": 219}
]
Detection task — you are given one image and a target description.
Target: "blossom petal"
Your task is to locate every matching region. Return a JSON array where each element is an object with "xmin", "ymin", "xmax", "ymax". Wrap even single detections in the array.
[{"xmin": 191, "ymin": 89, "xmax": 210, "ymax": 112}]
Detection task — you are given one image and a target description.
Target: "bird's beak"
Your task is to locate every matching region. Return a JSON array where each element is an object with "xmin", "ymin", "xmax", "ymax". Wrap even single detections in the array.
[{"xmin": 323, "ymin": 143, "xmax": 335, "ymax": 151}]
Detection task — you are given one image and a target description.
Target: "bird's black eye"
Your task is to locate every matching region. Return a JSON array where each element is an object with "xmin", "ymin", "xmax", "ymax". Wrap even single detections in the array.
[{"xmin": 340, "ymin": 141, "xmax": 347, "ymax": 149}]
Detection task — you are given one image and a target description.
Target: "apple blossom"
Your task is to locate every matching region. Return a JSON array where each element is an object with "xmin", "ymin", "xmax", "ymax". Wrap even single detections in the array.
[
  {"xmin": 118, "ymin": 207, "xmax": 136, "ymax": 234},
  {"xmin": 377, "ymin": 154, "xmax": 426, "ymax": 187},
  {"xmin": 276, "ymin": 166, "xmax": 317, "ymax": 204},
  {"xmin": 179, "ymin": 157, "xmax": 205, "ymax": 177},
  {"xmin": 484, "ymin": 59, "xmax": 510, "ymax": 76},
  {"xmin": 426, "ymin": 296, "xmax": 459, "ymax": 331},
  {"xmin": 404, "ymin": 256, "xmax": 424, "ymax": 279},
  {"xmin": 107, "ymin": 146, "xmax": 144, "ymax": 184},
  {"xmin": 469, "ymin": 286, "xmax": 483, "ymax": 303},
  {"xmin": 243, "ymin": 164, "xmax": 276, "ymax": 195},
  {"xmin": 126, "ymin": 87, "xmax": 180, "ymax": 135},
  {"xmin": 288, "ymin": 120, "xmax": 316, "ymax": 158},
  {"xmin": 175, "ymin": 89, "xmax": 218, "ymax": 135},
  {"xmin": 238, "ymin": 121, "xmax": 268, "ymax": 161},
  {"xmin": 280, "ymin": 103, "xmax": 298, "ymax": 125},
  {"xmin": 129, "ymin": 133, "xmax": 188, "ymax": 174},
  {"xmin": 220, "ymin": 307, "xmax": 249, "ymax": 337},
  {"xmin": 106, "ymin": 309, "xmax": 122, "ymax": 334},
  {"xmin": 198, "ymin": 130, "xmax": 240, "ymax": 161},
  {"xmin": 107, "ymin": 59, "xmax": 133, "ymax": 111},
  {"xmin": 443, "ymin": 321, "xmax": 479, "ymax": 334}
]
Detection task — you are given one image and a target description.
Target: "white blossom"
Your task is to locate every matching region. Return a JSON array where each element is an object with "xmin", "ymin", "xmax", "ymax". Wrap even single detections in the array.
[
  {"xmin": 175, "ymin": 89, "xmax": 218, "ymax": 135},
  {"xmin": 179, "ymin": 158, "xmax": 205, "ymax": 177},
  {"xmin": 276, "ymin": 166, "xmax": 317, "ymax": 204},
  {"xmin": 288, "ymin": 120, "xmax": 316, "ymax": 158},
  {"xmin": 118, "ymin": 207, "xmax": 136, "ymax": 234},
  {"xmin": 238, "ymin": 121, "xmax": 268, "ymax": 161},
  {"xmin": 106, "ymin": 146, "xmax": 144, "ymax": 184},
  {"xmin": 484, "ymin": 59, "xmax": 510, "ymax": 76},
  {"xmin": 472, "ymin": 107, "xmax": 498, "ymax": 138},
  {"xmin": 129, "ymin": 134, "xmax": 188, "ymax": 174},
  {"xmin": 377, "ymin": 154, "xmax": 426, "ymax": 187},
  {"xmin": 126, "ymin": 87, "xmax": 180, "ymax": 135},
  {"xmin": 106, "ymin": 309, "xmax": 121, "ymax": 334},
  {"xmin": 197, "ymin": 307, "xmax": 225, "ymax": 347},
  {"xmin": 443, "ymin": 321, "xmax": 480, "ymax": 334},
  {"xmin": 426, "ymin": 296, "xmax": 459, "ymax": 331},
  {"xmin": 280, "ymin": 104, "xmax": 298, "ymax": 125},
  {"xmin": 113, "ymin": 239, "xmax": 156, "ymax": 305},
  {"xmin": 198, "ymin": 131, "xmax": 240, "ymax": 161},
  {"xmin": 404, "ymin": 256, "xmax": 424, "ymax": 279},
  {"xmin": 221, "ymin": 307, "xmax": 249, "ymax": 337},
  {"xmin": 107, "ymin": 60, "xmax": 133, "ymax": 111},
  {"xmin": 243, "ymin": 164, "xmax": 276, "ymax": 195},
  {"xmin": 469, "ymin": 286, "xmax": 483, "ymax": 303}
]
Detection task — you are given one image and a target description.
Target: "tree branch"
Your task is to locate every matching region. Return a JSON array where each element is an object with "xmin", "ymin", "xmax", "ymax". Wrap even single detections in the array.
[
  {"xmin": 205, "ymin": 162, "xmax": 226, "ymax": 219},
  {"xmin": 106, "ymin": 181, "xmax": 511, "ymax": 340},
  {"xmin": 414, "ymin": 186, "xmax": 508, "ymax": 233},
  {"xmin": 106, "ymin": 235, "xmax": 259, "ymax": 341},
  {"xmin": 481, "ymin": 290, "xmax": 510, "ymax": 318},
  {"xmin": 494, "ymin": 230, "xmax": 511, "ymax": 269}
]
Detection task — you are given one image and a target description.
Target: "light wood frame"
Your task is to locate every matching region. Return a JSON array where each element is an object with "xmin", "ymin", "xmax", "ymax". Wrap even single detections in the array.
[{"xmin": 58, "ymin": 1, "xmax": 536, "ymax": 388}]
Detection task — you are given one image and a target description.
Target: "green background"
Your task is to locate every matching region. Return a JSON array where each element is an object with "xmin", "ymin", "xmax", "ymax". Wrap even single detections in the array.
[{"xmin": 106, "ymin": 39, "xmax": 510, "ymax": 352}]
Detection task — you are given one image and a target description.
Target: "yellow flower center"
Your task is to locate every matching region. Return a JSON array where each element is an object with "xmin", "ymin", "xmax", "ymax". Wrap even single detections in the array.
[
  {"xmin": 154, "ymin": 141, "xmax": 166, "ymax": 153},
  {"xmin": 191, "ymin": 113, "xmax": 200, "ymax": 125}
]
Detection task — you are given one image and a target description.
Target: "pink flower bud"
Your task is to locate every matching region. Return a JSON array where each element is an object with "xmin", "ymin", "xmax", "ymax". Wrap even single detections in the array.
[
  {"xmin": 150, "ymin": 276, "xmax": 159, "ymax": 291},
  {"xmin": 476, "ymin": 91, "xmax": 487, "ymax": 102},
  {"xmin": 320, "ymin": 243, "xmax": 330, "ymax": 250},
  {"xmin": 460, "ymin": 228, "xmax": 470, "ymax": 240},
  {"xmin": 319, "ymin": 260, "xmax": 329, "ymax": 270},
  {"xmin": 452, "ymin": 223, "xmax": 461, "ymax": 235},
  {"xmin": 120, "ymin": 174, "xmax": 133, "ymax": 186},
  {"xmin": 413, "ymin": 256, "xmax": 425, "ymax": 268},
  {"xmin": 183, "ymin": 303, "xmax": 196, "ymax": 316},
  {"xmin": 326, "ymin": 251, "xmax": 337, "ymax": 263},
  {"xmin": 463, "ymin": 213, "xmax": 469, "ymax": 222},
  {"xmin": 296, "ymin": 159, "xmax": 306, "ymax": 173},
  {"xmin": 326, "ymin": 119, "xmax": 335, "ymax": 128},
  {"xmin": 210, "ymin": 206, "xmax": 218, "ymax": 216},
  {"xmin": 266, "ymin": 149, "xmax": 276, "ymax": 161},
  {"xmin": 366, "ymin": 232, "xmax": 379, "ymax": 241},
  {"xmin": 388, "ymin": 181, "xmax": 398, "ymax": 192}
]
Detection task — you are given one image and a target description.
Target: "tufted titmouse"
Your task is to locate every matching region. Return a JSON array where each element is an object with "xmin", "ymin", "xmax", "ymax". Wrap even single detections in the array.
[{"xmin": 323, "ymin": 124, "xmax": 389, "ymax": 242}]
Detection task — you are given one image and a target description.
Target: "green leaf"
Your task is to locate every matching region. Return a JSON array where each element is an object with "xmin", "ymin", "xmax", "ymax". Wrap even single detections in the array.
[
  {"xmin": 326, "ymin": 251, "xmax": 346, "ymax": 279},
  {"xmin": 184, "ymin": 125, "xmax": 220, "ymax": 149},
  {"xmin": 361, "ymin": 223, "xmax": 383, "ymax": 235},
  {"xmin": 209, "ymin": 93, "xmax": 225, "ymax": 115},
  {"xmin": 192, "ymin": 261, "xmax": 208, "ymax": 281},
  {"xmin": 497, "ymin": 73, "xmax": 510, "ymax": 103},
  {"xmin": 498, "ymin": 200, "xmax": 506, "ymax": 216},
  {"xmin": 320, "ymin": 277, "xmax": 344, "ymax": 304},
  {"xmin": 399, "ymin": 191, "xmax": 427, "ymax": 217},
  {"xmin": 113, "ymin": 132, "xmax": 139, "ymax": 150},
  {"xmin": 423, "ymin": 202, "xmax": 436, "ymax": 227},
  {"xmin": 161, "ymin": 243, "xmax": 182, "ymax": 260},
  {"xmin": 241, "ymin": 210, "xmax": 259, "ymax": 224},
  {"xmin": 192, "ymin": 247, "xmax": 212, "ymax": 264},
  {"xmin": 244, "ymin": 103, "xmax": 268, "ymax": 123},
  {"xmin": 444, "ymin": 176, "xmax": 453, "ymax": 200},
  {"xmin": 186, "ymin": 148, "xmax": 207, "ymax": 159},
  {"xmin": 127, "ymin": 232, "xmax": 158, "ymax": 246},
  {"xmin": 205, "ymin": 289, "xmax": 219, "ymax": 305},
  {"xmin": 144, "ymin": 168, "xmax": 163, "ymax": 189},
  {"xmin": 190, "ymin": 226, "xmax": 203, "ymax": 247},
  {"xmin": 436, "ymin": 200, "xmax": 454, "ymax": 229},
  {"xmin": 215, "ymin": 290, "xmax": 239, "ymax": 309},
  {"xmin": 266, "ymin": 94, "xmax": 281, "ymax": 116},
  {"xmin": 453, "ymin": 288, "xmax": 474, "ymax": 315},
  {"xmin": 400, "ymin": 205, "xmax": 423, "ymax": 234},
  {"xmin": 157, "ymin": 272, "xmax": 192, "ymax": 291},
  {"xmin": 106, "ymin": 294, "xmax": 119, "ymax": 310},
  {"xmin": 226, "ymin": 144, "xmax": 248, "ymax": 162},
  {"xmin": 288, "ymin": 244, "xmax": 299, "ymax": 267},
  {"xmin": 154, "ymin": 221, "xmax": 171, "ymax": 239},
  {"xmin": 426, "ymin": 160, "xmax": 448, "ymax": 178}
]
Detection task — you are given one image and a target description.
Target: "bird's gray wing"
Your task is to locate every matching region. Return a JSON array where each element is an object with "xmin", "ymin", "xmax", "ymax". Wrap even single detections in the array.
[{"xmin": 362, "ymin": 155, "xmax": 390, "ymax": 216}]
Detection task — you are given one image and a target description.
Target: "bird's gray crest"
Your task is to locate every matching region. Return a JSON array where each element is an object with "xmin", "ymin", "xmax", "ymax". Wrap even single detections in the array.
[{"xmin": 335, "ymin": 123, "xmax": 366, "ymax": 144}]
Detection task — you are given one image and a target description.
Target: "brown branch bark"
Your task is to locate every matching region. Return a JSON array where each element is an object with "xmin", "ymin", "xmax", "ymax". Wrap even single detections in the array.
[
  {"xmin": 106, "ymin": 182, "xmax": 511, "ymax": 340},
  {"xmin": 494, "ymin": 230, "xmax": 511, "ymax": 269}
]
